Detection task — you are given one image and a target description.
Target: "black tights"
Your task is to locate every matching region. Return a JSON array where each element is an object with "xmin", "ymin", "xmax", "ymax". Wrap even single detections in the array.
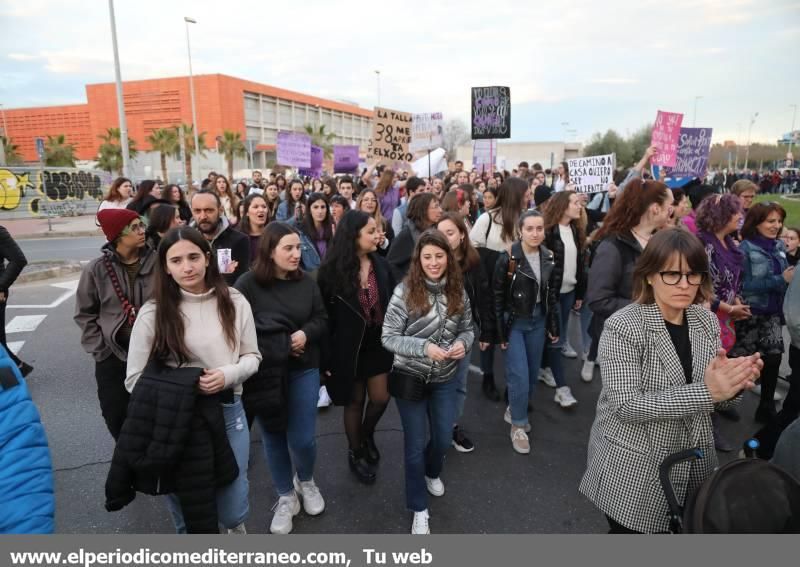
[
  {"xmin": 344, "ymin": 373, "xmax": 389, "ymax": 451},
  {"xmin": 758, "ymin": 353, "xmax": 783, "ymax": 411}
]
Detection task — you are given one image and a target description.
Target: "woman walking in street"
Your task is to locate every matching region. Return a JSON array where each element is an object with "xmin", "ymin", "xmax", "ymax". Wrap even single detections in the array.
[
  {"xmin": 99, "ymin": 177, "xmax": 133, "ymax": 212},
  {"xmin": 296, "ymin": 193, "xmax": 334, "ymax": 272},
  {"xmin": 239, "ymin": 193, "xmax": 270, "ymax": 264},
  {"xmin": 357, "ymin": 189, "xmax": 394, "ymax": 256},
  {"xmin": 276, "ymin": 179, "xmax": 307, "ymax": 222},
  {"xmin": 0, "ymin": 225, "xmax": 33, "ymax": 376}
]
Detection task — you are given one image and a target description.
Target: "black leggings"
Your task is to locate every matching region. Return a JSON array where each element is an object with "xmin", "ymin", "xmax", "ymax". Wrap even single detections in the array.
[
  {"xmin": 344, "ymin": 373, "xmax": 389, "ymax": 451},
  {"xmin": 0, "ymin": 299, "xmax": 22, "ymax": 367},
  {"xmin": 95, "ymin": 355, "xmax": 130, "ymax": 440}
]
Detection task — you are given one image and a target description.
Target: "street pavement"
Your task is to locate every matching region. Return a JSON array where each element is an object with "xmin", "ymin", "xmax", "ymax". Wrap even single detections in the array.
[
  {"xmin": 18, "ymin": 236, "xmax": 106, "ymax": 264},
  {"xmin": 9, "ymin": 275, "xmax": 785, "ymax": 534}
]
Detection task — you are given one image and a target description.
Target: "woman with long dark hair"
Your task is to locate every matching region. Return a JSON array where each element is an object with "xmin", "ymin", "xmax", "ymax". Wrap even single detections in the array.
[
  {"xmin": 165, "ymin": 183, "xmax": 192, "ymax": 224},
  {"xmin": 357, "ymin": 188, "xmax": 394, "ymax": 256},
  {"xmin": 263, "ymin": 182, "xmax": 280, "ymax": 223},
  {"xmin": 126, "ymin": 180, "xmax": 162, "ymax": 216},
  {"xmin": 386, "ymin": 193, "xmax": 442, "ymax": 281},
  {"xmin": 214, "ymin": 175, "xmax": 240, "ymax": 225},
  {"xmin": 583, "ymin": 179, "xmax": 673, "ymax": 382},
  {"xmin": 234, "ymin": 222, "xmax": 328, "ymax": 535},
  {"xmin": 436, "ymin": 213, "xmax": 495, "ymax": 453},
  {"xmin": 125, "ymin": 227, "xmax": 260, "ymax": 534},
  {"xmin": 469, "ymin": 177, "xmax": 527, "ymax": 401},
  {"xmin": 297, "ymin": 193, "xmax": 334, "ymax": 272},
  {"xmin": 145, "ymin": 204, "xmax": 182, "ymax": 250},
  {"xmin": 374, "ymin": 168, "xmax": 401, "ymax": 221},
  {"xmin": 554, "ymin": 161, "xmax": 570, "ymax": 193},
  {"xmin": 99, "ymin": 177, "xmax": 133, "ymax": 211},
  {"xmin": 238, "ymin": 193, "xmax": 269, "ymax": 264},
  {"xmin": 382, "ymin": 229, "xmax": 473, "ymax": 534},
  {"xmin": 276, "ymin": 179, "xmax": 307, "ymax": 222},
  {"xmin": 318, "ymin": 211, "xmax": 396, "ymax": 484},
  {"xmin": 730, "ymin": 202, "xmax": 793, "ymax": 422}
]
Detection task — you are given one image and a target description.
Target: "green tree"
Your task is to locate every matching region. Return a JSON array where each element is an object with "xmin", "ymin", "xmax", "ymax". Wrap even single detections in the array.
[
  {"xmin": 44, "ymin": 134, "xmax": 77, "ymax": 167},
  {"xmin": 96, "ymin": 127, "xmax": 138, "ymax": 175},
  {"xmin": 441, "ymin": 119, "xmax": 470, "ymax": 162},
  {"xmin": 303, "ymin": 124, "xmax": 335, "ymax": 159},
  {"xmin": 217, "ymin": 130, "xmax": 247, "ymax": 182},
  {"xmin": 627, "ymin": 124, "xmax": 653, "ymax": 167},
  {"xmin": 146, "ymin": 128, "xmax": 180, "ymax": 183},
  {"xmin": 178, "ymin": 123, "xmax": 207, "ymax": 191},
  {"xmin": 0, "ymin": 136, "xmax": 24, "ymax": 165},
  {"xmin": 581, "ymin": 129, "xmax": 632, "ymax": 168}
]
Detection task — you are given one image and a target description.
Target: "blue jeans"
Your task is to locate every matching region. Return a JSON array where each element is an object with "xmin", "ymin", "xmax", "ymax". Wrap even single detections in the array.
[
  {"xmin": 504, "ymin": 308, "xmax": 546, "ymax": 426},
  {"xmin": 548, "ymin": 290, "xmax": 575, "ymax": 388},
  {"xmin": 395, "ymin": 378, "xmax": 459, "ymax": 512},
  {"xmin": 257, "ymin": 368, "xmax": 320, "ymax": 496},
  {"xmin": 454, "ymin": 348, "xmax": 473, "ymax": 422},
  {"xmin": 166, "ymin": 396, "xmax": 250, "ymax": 533},
  {"xmin": 579, "ymin": 302, "xmax": 592, "ymax": 356}
]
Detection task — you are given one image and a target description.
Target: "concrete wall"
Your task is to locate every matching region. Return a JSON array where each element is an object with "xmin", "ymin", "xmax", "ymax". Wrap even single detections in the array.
[{"xmin": 456, "ymin": 141, "xmax": 582, "ymax": 171}]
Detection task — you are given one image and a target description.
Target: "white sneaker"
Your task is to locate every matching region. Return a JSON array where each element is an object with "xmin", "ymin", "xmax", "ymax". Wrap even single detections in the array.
[
  {"xmin": 425, "ymin": 476, "xmax": 445, "ymax": 497},
  {"xmin": 270, "ymin": 492, "xmax": 301, "ymax": 535},
  {"xmin": 538, "ymin": 368, "xmax": 557, "ymax": 388},
  {"xmin": 503, "ymin": 406, "xmax": 531, "ymax": 432},
  {"xmin": 510, "ymin": 426, "xmax": 531, "ymax": 454},
  {"xmin": 581, "ymin": 360, "xmax": 595, "ymax": 383},
  {"xmin": 555, "ymin": 386, "xmax": 578, "ymax": 408},
  {"xmin": 562, "ymin": 343, "xmax": 578, "ymax": 359},
  {"xmin": 293, "ymin": 475, "xmax": 325, "ymax": 516},
  {"xmin": 226, "ymin": 522, "xmax": 247, "ymax": 534},
  {"xmin": 317, "ymin": 385, "xmax": 332, "ymax": 408},
  {"xmin": 412, "ymin": 509, "xmax": 430, "ymax": 534}
]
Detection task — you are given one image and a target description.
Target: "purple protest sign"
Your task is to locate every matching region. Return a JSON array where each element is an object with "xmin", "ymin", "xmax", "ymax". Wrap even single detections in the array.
[
  {"xmin": 334, "ymin": 145, "xmax": 360, "ymax": 173},
  {"xmin": 473, "ymin": 139, "xmax": 496, "ymax": 172},
  {"xmin": 299, "ymin": 145, "xmax": 323, "ymax": 177},
  {"xmin": 650, "ymin": 110, "xmax": 684, "ymax": 167},
  {"xmin": 664, "ymin": 127, "xmax": 713, "ymax": 179},
  {"xmin": 277, "ymin": 131, "xmax": 311, "ymax": 168},
  {"xmin": 471, "ymin": 86, "xmax": 511, "ymax": 140}
]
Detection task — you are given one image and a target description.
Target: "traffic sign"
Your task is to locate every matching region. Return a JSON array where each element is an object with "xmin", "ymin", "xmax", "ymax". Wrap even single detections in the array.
[{"xmin": 35, "ymin": 138, "xmax": 45, "ymax": 161}]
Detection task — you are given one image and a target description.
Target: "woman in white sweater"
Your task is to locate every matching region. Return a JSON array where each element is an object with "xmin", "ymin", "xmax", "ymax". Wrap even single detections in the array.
[{"xmin": 126, "ymin": 226, "xmax": 261, "ymax": 534}]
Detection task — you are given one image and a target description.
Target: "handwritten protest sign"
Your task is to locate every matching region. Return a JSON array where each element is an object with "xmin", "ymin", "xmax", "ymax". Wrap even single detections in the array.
[
  {"xmin": 299, "ymin": 145, "xmax": 323, "ymax": 177},
  {"xmin": 367, "ymin": 107, "xmax": 413, "ymax": 163},
  {"xmin": 277, "ymin": 131, "xmax": 311, "ymax": 168},
  {"xmin": 567, "ymin": 153, "xmax": 616, "ymax": 193},
  {"xmin": 333, "ymin": 145, "xmax": 360, "ymax": 173},
  {"xmin": 410, "ymin": 112, "xmax": 444, "ymax": 152},
  {"xmin": 664, "ymin": 127, "xmax": 713, "ymax": 179},
  {"xmin": 471, "ymin": 86, "xmax": 511, "ymax": 140},
  {"xmin": 650, "ymin": 111, "xmax": 684, "ymax": 167},
  {"xmin": 473, "ymin": 139, "xmax": 497, "ymax": 172}
]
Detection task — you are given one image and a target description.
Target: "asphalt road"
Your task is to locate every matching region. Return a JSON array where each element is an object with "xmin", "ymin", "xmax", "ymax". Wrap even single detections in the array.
[
  {"xmin": 9, "ymin": 276, "xmax": 782, "ymax": 534},
  {"xmin": 18, "ymin": 236, "xmax": 106, "ymax": 264}
]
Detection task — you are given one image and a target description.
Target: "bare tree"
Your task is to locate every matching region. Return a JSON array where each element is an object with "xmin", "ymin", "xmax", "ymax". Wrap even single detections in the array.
[{"xmin": 441, "ymin": 119, "xmax": 471, "ymax": 161}]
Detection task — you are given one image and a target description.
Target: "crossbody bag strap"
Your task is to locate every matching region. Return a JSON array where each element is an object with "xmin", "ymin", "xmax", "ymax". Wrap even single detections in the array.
[{"xmin": 102, "ymin": 256, "xmax": 137, "ymax": 326}]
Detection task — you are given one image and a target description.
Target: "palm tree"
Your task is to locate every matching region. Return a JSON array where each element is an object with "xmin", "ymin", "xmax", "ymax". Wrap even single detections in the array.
[
  {"xmin": 96, "ymin": 127, "xmax": 138, "ymax": 175},
  {"xmin": 44, "ymin": 134, "xmax": 77, "ymax": 167},
  {"xmin": 217, "ymin": 130, "xmax": 247, "ymax": 182},
  {"xmin": 178, "ymin": 123, "xmax": 207, "ymax": 191},
  {"xmin": 304, "ymin": 124, "xmax": 335, "ymax": 159},
  {"xmin": 0, "ymin": 136, "xmax": 23, "ymax": 165},
  {"xmin": 146, "ymin": 128, "xmax": 180, "ymax": 183}
]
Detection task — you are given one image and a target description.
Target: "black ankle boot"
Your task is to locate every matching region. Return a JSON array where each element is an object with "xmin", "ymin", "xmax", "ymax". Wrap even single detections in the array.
[
  {"xmin": 482, "ymin": 373, "xmax": 501, "ymax": 401},
  {"xmin": 363, "ymin": 434, "xmax": 380, "ymax": 464},
  {"xmin": 348, "ymin": 448, "xmax": 376, "ymax": 484}
]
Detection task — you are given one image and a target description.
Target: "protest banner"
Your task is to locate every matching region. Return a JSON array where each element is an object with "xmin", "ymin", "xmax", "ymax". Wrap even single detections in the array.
[
  {"xmin": 299, "ymin": 145, "xmax": 323, "ymax": 177},
  {"xmin": 367, "ymin": 107, "xmax": 413, "ymax": 164},
  {"xmin": 567, "ymin": 153, "xmax": 616, "ymax": 193},
  {"xmin": 277, "ymin": 131, "xmax": 311, "ymax": 168},
  {"xmin": 664, "ymin": 127, "xmax": 713, "ymax": 179},
  {"xmin": 472, "ymin": 139, "xmax": 496, "ymax": 173},
  {"xmin": 333, "ymin": 145, "xmax": 360, "ymax": 173},
  {"xmin": 650, "ymin": 110, "xmax": 684, "ymax": 167},
  {"xmin": 471, "ymin": 86, "xmax": 511, "ymax": 140},
  {"xmin": 410, "ymin": 112, "xmax": 444, "ymax": 152},
  {"xmin": 412, "ymin": 148, "xmax": 448, "ymax": 178}
]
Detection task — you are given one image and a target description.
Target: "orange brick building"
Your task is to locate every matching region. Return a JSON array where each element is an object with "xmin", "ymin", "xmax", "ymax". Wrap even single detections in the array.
[{"xmin": 3, "ymin": 74, "xmax": 374, "ymax": 166}]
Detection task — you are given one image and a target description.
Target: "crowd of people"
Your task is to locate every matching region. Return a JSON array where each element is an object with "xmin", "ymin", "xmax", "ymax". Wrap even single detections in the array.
[{"xmin": 69, "ymin": 146, "xmax": 799, "ymax": 535}]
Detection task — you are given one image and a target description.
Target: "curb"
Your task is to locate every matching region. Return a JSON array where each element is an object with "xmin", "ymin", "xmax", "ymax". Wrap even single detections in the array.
[
  {"xmin": 17, "ymin": 263, "xmax": 84, "ymax": 284},
  {"xmin": 13, "ymin": 230, "xmax": 102, "ymax": 240}
]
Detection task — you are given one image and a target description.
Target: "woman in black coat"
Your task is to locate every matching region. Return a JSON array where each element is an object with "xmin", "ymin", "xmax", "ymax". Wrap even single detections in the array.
[
  {"xmin": 318, "ymin": 210, "xmax": 397, "ymax": 484},
  {"xmin": 386, "ymin": 193, "xmax": 441, "ymax": 281},
  {"xmin": 0, "ymin": 225, "xmax": 32, "ymax": 375}
]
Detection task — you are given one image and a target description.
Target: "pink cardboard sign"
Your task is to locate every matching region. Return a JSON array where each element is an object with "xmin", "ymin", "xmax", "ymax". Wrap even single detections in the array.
[{"xmin": 651, "ymin": 111, "xmax": 684, "ymax": 167}]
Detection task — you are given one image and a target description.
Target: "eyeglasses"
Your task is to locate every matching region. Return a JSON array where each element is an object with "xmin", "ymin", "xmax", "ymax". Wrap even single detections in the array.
[
  {"xmin": 658, "ymin": 271, "xmax": 707, "ymax": 286},
  {"xmin": 121, "ymin": 221, "xmax": 146, "ymax": 236}
]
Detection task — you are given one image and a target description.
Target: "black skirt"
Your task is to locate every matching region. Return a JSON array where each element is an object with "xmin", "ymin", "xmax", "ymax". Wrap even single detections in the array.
[{"xmin": 355, "ymin": 325, "xmax": 393, "ymax": 381}]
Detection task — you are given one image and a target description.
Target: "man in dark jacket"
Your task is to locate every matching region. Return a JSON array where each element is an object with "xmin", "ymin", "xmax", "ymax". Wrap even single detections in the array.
[
  {"xmin": 191, "ymin": 190, "xmax": 250, "ymax": 285},
  {"xmin": 0, "ymin": 226, "xmax": 32, "ymax": 375}
]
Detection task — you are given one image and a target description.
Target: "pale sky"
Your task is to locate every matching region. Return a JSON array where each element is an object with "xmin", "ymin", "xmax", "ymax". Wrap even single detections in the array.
[{"xmin": 2, "ymin": 0, "xmax": 798, "ymax": 145}]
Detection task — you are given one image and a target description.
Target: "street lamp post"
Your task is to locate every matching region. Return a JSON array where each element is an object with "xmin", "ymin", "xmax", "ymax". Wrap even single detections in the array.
[
  {"xmin": 374, "ymin": 70, "xmax": 381, "ymax": 107},
  {"xmin": 692, "ymin": 96, "xmax": 703, "ymax": 127},
  {"xmin": 184, "ymin": 16, "xmax": 200, "ymax": 183},
  {"xmin": 0, "ymin": 103, "xmax": 8, "ymax": 137},
  {"xmin": 744, "ymin": 112, "xmax": 759, "ymax": 172},
  {"xmin": 108, "ymin": 0, "xmax": 131, "ymax": 178},
  {"xmin": 789, "ymin": 104, "xmax": 798, "ymax": 159}
]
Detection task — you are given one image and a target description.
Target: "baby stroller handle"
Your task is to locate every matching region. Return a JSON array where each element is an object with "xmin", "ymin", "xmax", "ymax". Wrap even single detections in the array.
[{"xmin": 659, "ymin": 448, "xmax": 704, "ymax": 533}]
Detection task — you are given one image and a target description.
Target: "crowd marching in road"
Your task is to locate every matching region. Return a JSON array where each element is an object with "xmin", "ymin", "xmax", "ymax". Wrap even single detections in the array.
[{"xmin": 3, "ymin": 145, "xmax": 800, "ymax": 535}]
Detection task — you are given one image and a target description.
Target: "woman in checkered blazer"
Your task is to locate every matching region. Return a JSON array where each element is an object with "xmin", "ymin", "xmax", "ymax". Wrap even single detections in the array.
[{"xmin": 579, "ymin": 229, "xmax": 763, "ymax": 533}]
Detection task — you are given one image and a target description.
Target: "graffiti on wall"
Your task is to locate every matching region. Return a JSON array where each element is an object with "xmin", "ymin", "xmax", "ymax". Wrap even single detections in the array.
[{"xmin": 0, "ymin": 168, "xmax": 109, "ymax": 218}]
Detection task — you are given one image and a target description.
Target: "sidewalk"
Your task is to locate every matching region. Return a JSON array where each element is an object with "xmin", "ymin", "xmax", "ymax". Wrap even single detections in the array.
[{"xmin": 1, "ymin": 215, "xmax": 102, "ymax": 240}]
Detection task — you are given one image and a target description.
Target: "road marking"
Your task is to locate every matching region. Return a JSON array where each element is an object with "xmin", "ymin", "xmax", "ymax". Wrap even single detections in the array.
[
  {"xmin": 6, "ymin": 315, "xmax": 48, "ymax": 334},
  {"xmin": 9, "ymin": 279, "xmax": 79, "ymax": 309},
  {"xmin": 7, "ymin": 341, "xmax": 24, "ymax": 355}
]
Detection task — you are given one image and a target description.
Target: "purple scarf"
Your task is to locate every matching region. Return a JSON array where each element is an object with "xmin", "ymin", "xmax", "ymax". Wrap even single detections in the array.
[{"xmin": 698, "ymin": 231, "xmax": 743, "ymax": 303}]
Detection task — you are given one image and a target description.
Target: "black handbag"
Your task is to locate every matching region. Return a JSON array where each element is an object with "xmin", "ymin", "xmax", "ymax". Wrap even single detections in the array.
[{"xmin": 388, "ymin": 369, "xmax": 426, "ymax": 401}]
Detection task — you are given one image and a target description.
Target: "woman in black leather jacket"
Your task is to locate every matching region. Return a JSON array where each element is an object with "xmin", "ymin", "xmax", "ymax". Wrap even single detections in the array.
[{"xmin": 492, "ymin": 210, "xmax": 560, "ymax": 455}]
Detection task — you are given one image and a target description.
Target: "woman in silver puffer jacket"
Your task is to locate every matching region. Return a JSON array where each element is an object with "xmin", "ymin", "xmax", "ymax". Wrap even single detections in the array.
[{"xmin": 382, "ymin": 229, "xmax": 473, "ymax": 535}]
